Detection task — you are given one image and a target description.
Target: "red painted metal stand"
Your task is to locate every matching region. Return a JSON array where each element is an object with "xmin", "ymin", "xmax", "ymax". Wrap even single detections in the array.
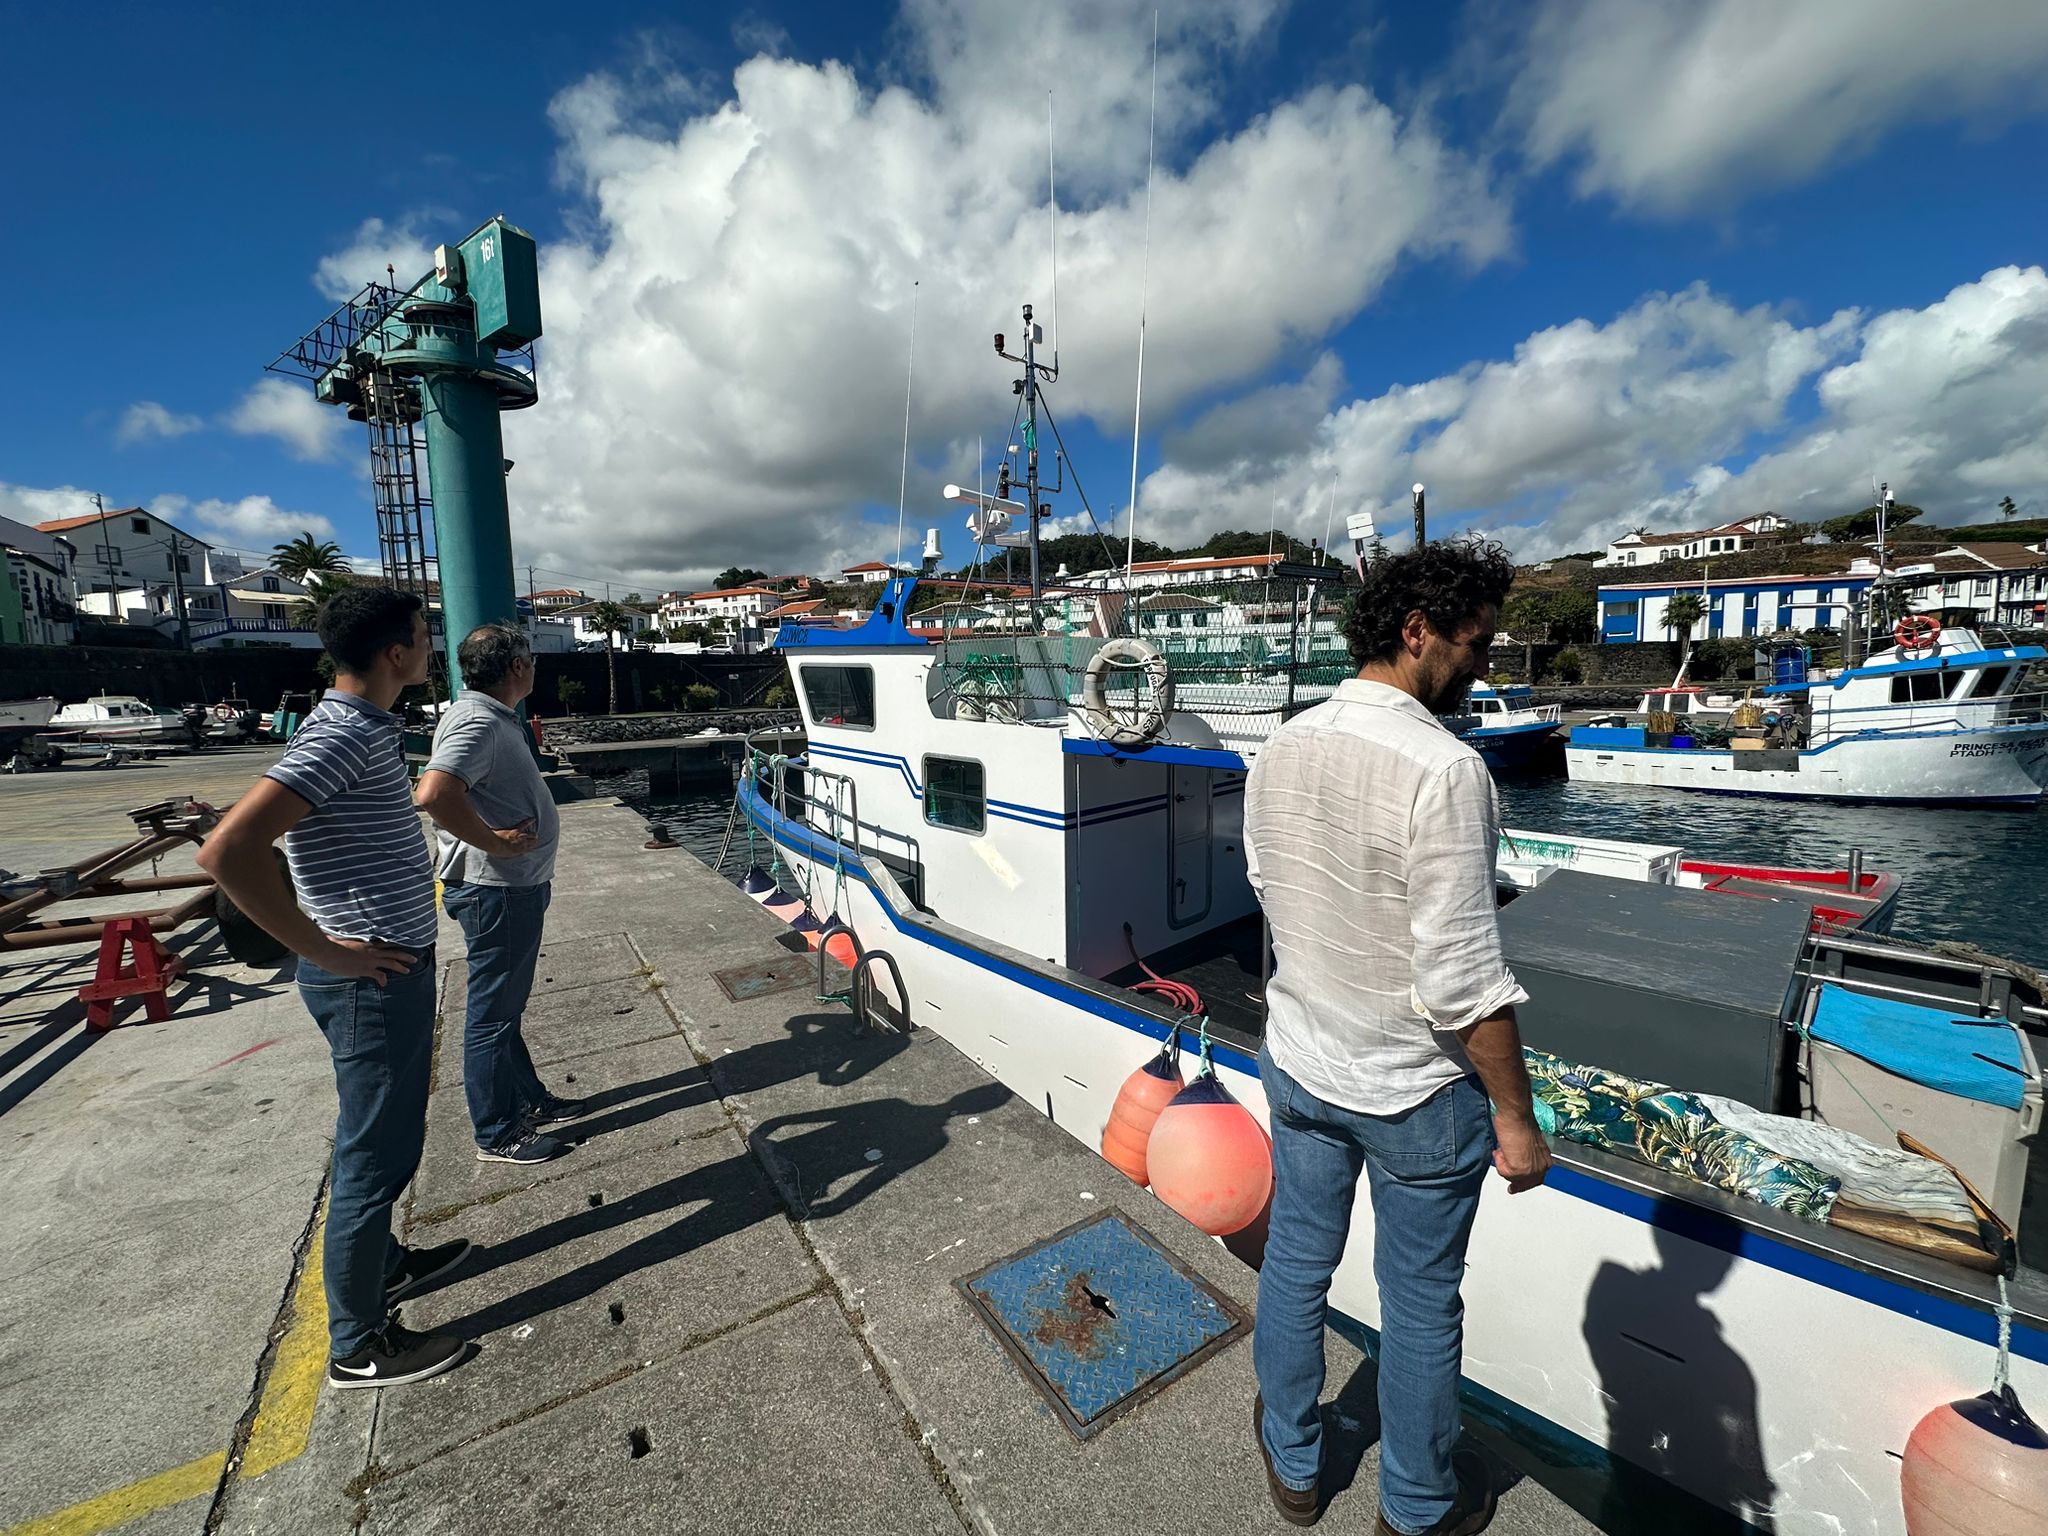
[{"xmin": 78, "ymin": 916, "xmax": 186, "ymax": 1032}]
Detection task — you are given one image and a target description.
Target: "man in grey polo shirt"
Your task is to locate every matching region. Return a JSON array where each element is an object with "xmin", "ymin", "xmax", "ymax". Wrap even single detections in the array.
[{"xmin": 417, "ymin": 623, "xmax": 583, "ymax": 1165}]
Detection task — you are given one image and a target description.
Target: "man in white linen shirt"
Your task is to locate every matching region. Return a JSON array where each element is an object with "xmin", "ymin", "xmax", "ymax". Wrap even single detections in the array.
[{"xmin": 1243, "ymin": 539, "xmax": 1549, "ymax": 1535}]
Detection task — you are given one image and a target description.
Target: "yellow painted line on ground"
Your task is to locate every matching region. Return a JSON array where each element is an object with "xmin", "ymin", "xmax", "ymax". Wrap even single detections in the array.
[
  {"xmin": 1, "ymin": 1454, "xmax": 226, "ymax": 1536},
  {"xmin": 239, "ymin": 1222, "xmax": 328, "ymax": 1479},
  {"xmin": 2, "ymin": 1218, "xmax": 330, "ymax": 1536}
]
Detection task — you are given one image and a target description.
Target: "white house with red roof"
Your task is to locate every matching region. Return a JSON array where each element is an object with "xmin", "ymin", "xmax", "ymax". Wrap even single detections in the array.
[{"xmin": 1596, "ymin": 513, "xmax": 1790, "ymax": 569}]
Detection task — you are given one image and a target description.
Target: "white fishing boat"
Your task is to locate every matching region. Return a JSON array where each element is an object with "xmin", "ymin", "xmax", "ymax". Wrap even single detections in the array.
[
  {"xmin": 48, "ymin": 695, "xmax": 196, "ymax": 746},
  {"xmin": 0, "ymin": 697, "xmax": 58, "ymax": 732},
  {"xmin": 723, "ymin": 307, "xmax": 2048, "ymax": 1533},
  {"xmin": 1567, "ymin": 622, "xmax": 2048, "ymax": 804}
]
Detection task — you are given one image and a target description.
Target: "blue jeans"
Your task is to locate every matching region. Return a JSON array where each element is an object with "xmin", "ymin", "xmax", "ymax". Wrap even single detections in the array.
[
  {"xmin": 1254, "ymin": 1042, "xmax": 1494, "ymax": 1535},
  {"xmin": 299, "ymin": 946, "xmax": 437, "ymax": 1359},
  {"xmin": 441, "ymin": 882, "xmax": 552, "ymax": 1150}
]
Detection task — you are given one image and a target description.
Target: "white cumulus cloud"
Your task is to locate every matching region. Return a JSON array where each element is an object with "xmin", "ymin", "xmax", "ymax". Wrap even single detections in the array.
[
  {"xmin": 116, "ymin": 401, "xmax": 204, "ymax": 447},
  {"xmin": 1504, "ymin": 0, "xmax": 2048, "ymax": 213},
  {"xmin": 1134, "ymin": 265, "xmax": 2048, "ymax": 561},
  {"xmin": 153, "ymin": 493, "xmax": 335, "ymax": 547},
  {"xmin": 224, "ymin": 379, "xmax": 348, "ymax": 463},
  {"xmin": 455, "ymin": 0, "xmax": 1508, "ymax": 588},
  {"xmin": 313, "ymin": 215, "xmax": 439, "ymax": 302}
]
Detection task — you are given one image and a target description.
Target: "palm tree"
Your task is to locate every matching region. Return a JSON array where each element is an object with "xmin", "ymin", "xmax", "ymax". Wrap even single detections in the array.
[
  {"xmin": 272, "ymin": 532, "xmax": 347, "ymax": 583},
  {"xmin": 586, "ymin": 600, "xmax": 634, "ymax": 714},
  {"xmin": 289, "ymin": 571, "xmax": 352, "ymax": 628},
  {"xmin": 2000, "ymin": 495, "xmax": 2020, "ymax": 523},
  {"xmin": 1663, "ymin": 592, "xmax": 1706, "ymax": 681}
]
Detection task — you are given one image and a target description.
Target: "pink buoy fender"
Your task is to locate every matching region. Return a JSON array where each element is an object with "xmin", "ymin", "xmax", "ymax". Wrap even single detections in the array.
[
  {"xmin": 1901, "ymin": 1384, "xmax": 2048, "ymax": 1536},
  {"xmin": 761, "ymin": 889, "xmax": 804, "ymax": 922},
  {"xmin": 1101, "ymin": 1036, "xmax": 1185, "ymax": 1187},
  {"xmin": 1145, "ymin": 1071, "xmax": 1273, "ymax": 1237}
]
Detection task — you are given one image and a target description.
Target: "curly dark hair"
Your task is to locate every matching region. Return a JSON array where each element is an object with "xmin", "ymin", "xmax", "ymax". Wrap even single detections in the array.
[{"xmin": 1342, "ymin": 538, "xmax": 1516, "ymax": 667}]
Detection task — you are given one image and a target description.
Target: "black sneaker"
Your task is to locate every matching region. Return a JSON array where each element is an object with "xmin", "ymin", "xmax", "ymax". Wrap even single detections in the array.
[
  {"xmin": 525, "ymin": 1094, "xmax": 590, "ymax": 1128},
  {"xmin": 475, "ymin": 1129, "xmax": 572, "ymax": 1165},
  {"xmin": 384, "ymin": 1238, "xmax": 474, "ymax": 1304},
  {"xmin": 326, "ymin": 1322, "xmax": 467, "ymax": 1390}
]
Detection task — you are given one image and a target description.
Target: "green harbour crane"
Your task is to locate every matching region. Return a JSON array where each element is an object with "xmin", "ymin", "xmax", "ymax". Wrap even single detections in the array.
[{"xmin": 268, "ymin": 215, "xmax": 542, "ymax": 695}]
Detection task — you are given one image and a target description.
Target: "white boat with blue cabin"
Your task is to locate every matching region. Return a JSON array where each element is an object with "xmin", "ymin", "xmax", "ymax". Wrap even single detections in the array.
[
  {"xmin": 734, "ymin": 308, "xmax": 2048, "ymax": 1531},
  {"xmin": 1439, "ymin": 681, "xmax": 1561, "ymax": 771},
  {"xmin": 1566, "ymin": 620, "xmax": 2048, "ymax": 805}
]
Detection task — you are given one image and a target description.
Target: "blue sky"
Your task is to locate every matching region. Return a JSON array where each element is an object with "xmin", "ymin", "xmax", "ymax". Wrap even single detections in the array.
[{"xmin": 5, "ymin": 0, "xmax": 2047, "ymax": 590}]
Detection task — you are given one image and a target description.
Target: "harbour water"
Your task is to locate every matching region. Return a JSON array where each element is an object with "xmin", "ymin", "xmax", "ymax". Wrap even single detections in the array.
[{"xmin": 637, "ymin": 770, "xmax": 2048, "ymax": 969}]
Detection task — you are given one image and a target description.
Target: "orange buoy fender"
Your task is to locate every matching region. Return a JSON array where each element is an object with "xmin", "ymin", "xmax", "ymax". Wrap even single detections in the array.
[
  {"xmin": 1902, "ymin": 1385, "xmax": 2048, "ymax": 1536},
  {"xmin": 822, "ymin": 930, "xmax": 858, "ymax": 968},
  {"xmin": 1101, "ymin": 1041, "xmax": 1185, "ymax": 1187},
  {"xmin": 762, "ymin": 890, "xmax": 804, "ymax": 922},
  {"xmin": 1145, "ymin": 1072, "xmax": 1273, "ymax": 1237}
]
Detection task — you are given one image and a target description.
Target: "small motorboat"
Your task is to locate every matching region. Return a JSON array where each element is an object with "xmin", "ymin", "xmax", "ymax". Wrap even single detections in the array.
[
  {"xmin": 1440, "ymin": 681, "xmax": 1562, "ymax": 770},
  {"xmin": 48, "ymin": 695, "xmax": 197, "ymax": 746}
]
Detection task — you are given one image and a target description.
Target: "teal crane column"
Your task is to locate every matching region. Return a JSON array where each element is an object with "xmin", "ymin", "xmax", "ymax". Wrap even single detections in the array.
[{"xmin": 374, "ymin": 218, "xmax": 542, "ymax": 695}]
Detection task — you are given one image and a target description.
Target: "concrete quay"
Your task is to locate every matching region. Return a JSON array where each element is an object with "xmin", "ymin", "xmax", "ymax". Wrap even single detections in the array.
[{"xmin": 0, "ymin": 784, "xmax": 1600, "ymax": 1536}]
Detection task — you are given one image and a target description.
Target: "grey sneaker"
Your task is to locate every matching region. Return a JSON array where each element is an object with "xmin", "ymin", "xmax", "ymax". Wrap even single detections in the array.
[{"xmin": 476, "ymin": 1129, "xmax": 572, "ymax": 1165}]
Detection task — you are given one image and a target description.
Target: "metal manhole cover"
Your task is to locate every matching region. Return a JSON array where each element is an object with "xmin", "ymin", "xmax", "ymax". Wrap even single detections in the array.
[
  {"xmin": 956, "ymin": 1209, "xmax": 1248, "ymax": 1439},
  {"xmin": 711, "ymin": 954, "xmax": 815, "ymax": 1002}
]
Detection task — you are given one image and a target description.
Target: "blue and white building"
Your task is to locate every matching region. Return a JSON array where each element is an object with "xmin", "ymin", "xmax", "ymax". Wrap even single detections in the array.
[{"xmin": 1598, "ymin": 572, "xmax": 1876, "ymax": 644}]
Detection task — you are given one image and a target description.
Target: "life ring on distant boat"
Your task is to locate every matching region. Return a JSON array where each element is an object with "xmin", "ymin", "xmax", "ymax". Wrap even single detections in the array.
[
  {"xmin": 212, "ymin": 703, "xmax": 240, "ymax": 722},
  {"xmin": 1082, "ymin": 638, "xmax": 1174, "ymax": 747},
  {"xmin": 1894, "ymin": 615, "xmax": 1941, "ymax": 654}
]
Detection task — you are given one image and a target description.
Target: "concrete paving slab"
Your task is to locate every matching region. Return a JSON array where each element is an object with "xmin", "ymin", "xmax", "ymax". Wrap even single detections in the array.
[
  {"xmin": 381, "ymin": 1119, "xmax": 815, "ymax": 1468},
  {"xmin": 411, "ymin": 1033, "xmax": 723, "ymax": 1223},
  {"xmin": 523, "ymin": 975, "xmax": 681, "ymax": 1068},
  {"xmin": 0, "ymin": 956, "xmax": 329, "ymax": 1524},
  {"xmin": 360, "ymin": 1295, "xmax": 965, "ymax": 1536},
  {"xmin": 531, "ymin": 931, "xmax": 645, "ymax": 996}
]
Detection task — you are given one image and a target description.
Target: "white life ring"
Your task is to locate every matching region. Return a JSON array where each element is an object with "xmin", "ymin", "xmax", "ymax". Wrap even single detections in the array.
[{"xmin": 1081, "ymin": 638, "xmax": 1174, "ymax": 747}]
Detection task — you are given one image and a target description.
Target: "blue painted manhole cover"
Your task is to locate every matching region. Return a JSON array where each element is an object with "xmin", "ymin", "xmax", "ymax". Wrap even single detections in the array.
[{"xmin": 956, "ymin": 1210, "xmax": 1249, "ymax": 1440}]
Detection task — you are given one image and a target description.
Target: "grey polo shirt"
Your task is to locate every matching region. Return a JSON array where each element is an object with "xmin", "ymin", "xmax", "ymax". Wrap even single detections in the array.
[{"xmin": 425, "ymin": 690, "xmax": 560, "ymax": 888}]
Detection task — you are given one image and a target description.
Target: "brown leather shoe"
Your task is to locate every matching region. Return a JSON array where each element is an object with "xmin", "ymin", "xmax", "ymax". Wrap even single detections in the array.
[
  {"xmin": 1373, "ymin": 1447, "xmax": 1497, "ymax": 1536},
  {"xmin": 1253, "ymin": 1392, "xmax": 1322, "ymax": 1526}
]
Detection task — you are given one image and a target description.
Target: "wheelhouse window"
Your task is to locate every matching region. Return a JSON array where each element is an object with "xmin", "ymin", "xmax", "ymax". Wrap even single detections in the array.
[
  {"xmin": 1970, "ymin": 666, "xmax": 2013, "ymax": 697},
  {"xmin": 1890, "ymin": 670, "xmax": 1962, "ymax": 703},
  {"xmin": 923, "ymin": 756, "xmax": 985, "ymax": 833},
  {"xmin": 798, "ymin": 664, "xmax": 876, "ymax": 729}
]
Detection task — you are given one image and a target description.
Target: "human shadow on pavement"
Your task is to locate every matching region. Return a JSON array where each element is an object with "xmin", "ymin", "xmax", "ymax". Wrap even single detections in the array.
[
  {"xmin": 744, "ymin": 1078, "xmax": 1010, "ymax": 1219},
  {"xmin": 432, "ymin": 1024, "xmax": 964, "ymax": 1340},
  {"xmin": 556, "ymin": 1009, "xmax": 911, "ymax": 1147}
]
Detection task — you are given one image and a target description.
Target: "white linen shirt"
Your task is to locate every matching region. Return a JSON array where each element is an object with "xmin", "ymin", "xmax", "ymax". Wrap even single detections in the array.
[{"xmin": 1244, "ymin": 677, "xmax": 1528, "ymax": 1117}]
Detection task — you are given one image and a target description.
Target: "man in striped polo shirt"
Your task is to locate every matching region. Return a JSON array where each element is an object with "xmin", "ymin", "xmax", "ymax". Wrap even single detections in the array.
[{"xmin": 199, "ymin": 586, "xmax": 473, "ymax": 1391}]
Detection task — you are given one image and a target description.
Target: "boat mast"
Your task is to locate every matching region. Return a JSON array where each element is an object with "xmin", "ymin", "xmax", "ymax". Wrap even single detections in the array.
[{"xmin": 995, "ymin": 304, "xmax": 1057, "ymax": 621}]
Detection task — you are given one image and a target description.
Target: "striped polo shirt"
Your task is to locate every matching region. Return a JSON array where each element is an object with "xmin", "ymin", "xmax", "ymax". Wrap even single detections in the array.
[{"xmin": 266, "ymin": 689, "xmax": 437, "ymax": 949}]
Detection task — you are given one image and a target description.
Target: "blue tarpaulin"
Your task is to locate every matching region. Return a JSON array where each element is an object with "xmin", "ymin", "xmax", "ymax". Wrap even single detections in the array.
[{"xmin": 1809, "ymin": 984, "xmax": 2027, "ymax": 1110}]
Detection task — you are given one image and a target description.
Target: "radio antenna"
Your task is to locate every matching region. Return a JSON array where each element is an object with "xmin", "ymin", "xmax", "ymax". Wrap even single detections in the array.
[
  {"xmin": 1123, "ymin": 12, "xmax": 1159, "ymax": 576},
  {"xmin": 893, "ymin": 281, "xmax": 919, "ymax": 575}
]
